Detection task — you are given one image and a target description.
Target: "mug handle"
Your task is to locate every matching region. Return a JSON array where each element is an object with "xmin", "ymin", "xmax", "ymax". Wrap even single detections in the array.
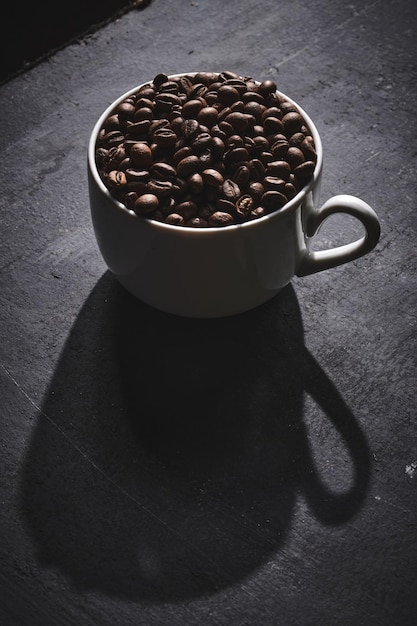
[{"xmin": 297, "ymin": 194, "xmax": 381, "ymax": 277}]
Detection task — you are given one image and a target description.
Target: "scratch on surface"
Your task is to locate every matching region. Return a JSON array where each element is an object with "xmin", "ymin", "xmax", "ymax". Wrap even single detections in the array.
[
  {"xmin": 276, "ymin": 46, "xmax": 309, "ymax": 67},
  {"xmin": 405, "ymin": 461, "xmax": 417, "ymax": 479}
]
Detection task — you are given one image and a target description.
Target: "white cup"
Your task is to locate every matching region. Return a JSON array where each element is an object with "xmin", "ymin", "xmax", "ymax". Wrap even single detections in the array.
[{"xmin": 88, "ymin": 75, "xmax": 380, "ymax": 318}]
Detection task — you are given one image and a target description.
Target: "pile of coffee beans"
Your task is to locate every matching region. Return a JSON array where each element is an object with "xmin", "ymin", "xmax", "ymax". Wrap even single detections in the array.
[{"xmin": 95, "ymin": 71, "xmax": 317, "ymax": 227}]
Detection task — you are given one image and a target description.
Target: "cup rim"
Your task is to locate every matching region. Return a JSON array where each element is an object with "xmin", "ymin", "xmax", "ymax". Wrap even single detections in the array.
[{"xmin": 88, "ymin": 72, "xmax": 323, "ymax": 234}]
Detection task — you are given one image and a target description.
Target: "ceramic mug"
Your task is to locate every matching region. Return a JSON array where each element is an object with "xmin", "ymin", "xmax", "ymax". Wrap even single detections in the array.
[{"xmin": 88, "ymin": 74, "xmax": 381, "ymax": 318}]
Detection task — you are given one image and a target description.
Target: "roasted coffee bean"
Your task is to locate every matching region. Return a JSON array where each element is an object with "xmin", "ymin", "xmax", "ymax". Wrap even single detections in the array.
[
  {"xmin": 125, "ymin": 168, "xmax": 150, "ymax": 183},
  {"xmin": 249, "ymin": 181, "xmax": 265, "ymax": 202},
  {"xmin": 263, "ymin": 176, "xmax": 286, "ymax": 191},
  {"xmin": 211, "ymin": 136, "xmax": 226, "ymax": 159},
  {"xmin": 107, "ymin": 170, "xmax": 127, "ymax": 188},
  {"xmin": 147, "ymin": 179, "xmax": 173, "ymax": 197},
  {"xmin": 271, "ymin": 138, "xmax": 289, "ymax": 158},
  {"xmin": 217, "ymin": 85, "xmax": 240, "ymax": 104},
  {"xmin": 233, "ymin": 164, "xmax": 250, "ymax": 189},
  {"xmin": 130, "ymin": 143, "xmax": 152, "ymax": 168},
  {"xmin": 282, "ymin": 112, "xmax": 304, "ymax": 135},
  {"xmin": 181, "ymin": 118, "xmax": 200, "ymax": 141},
  {"xmin": 300, "ymin": 136, "xmax": 317, "ymax": 160},
  {"xmin": 216, "ymin": 198, "xmax": 236, "ymax": 213},
  {"xmin": 177, "ymin": 155, "xmax": 200, "ymax": 178},
  {"xmin": 294, "ymin": 160, "xmax": 316, "ymax": 181},
  {"xmin": 244, "ymin": 101, "xmax": 266, "ymax": 122},
  {"xmin": 222, "ymin": 179, "xmax": 241, "ymax": 201},
  {"xmin": 285, "ymin": 182, "xmax": 297, "ymax": 199},
  {"xmin": 102, "ymin": 130, "xmax": 125, "ymax": 148},
  {"xmin": 225, "ymin": 112, "xmax": 249, "ymax": 133},
  {"xmin": 250, "ymin": 206, "xmax": 267, "ymax": 219},
  {"xmin": 95, "ymin": 147, "xmax": 108, "ymax": 167},
  {"xmin": 153, "ymin": 73, "xmax": 169, "ymax": 88},
  {"xmin": 103, "ymin": 145, "xmax": 127, "ymax": 169},
  {"xmin": 116, "ymin": 101, "xmax": 135, "ymax": 121},
  {"xmin": 149, "ymin": 118, "xmax": 170, "ymax": 134},
  {"xmin": 165, "ymin": 213, "xmax": 185, "ymax": 226},
  {"xmin": 134, "ymin": 106, "xmax": 154, "ymax": 122},
  {"xmin": 151, "ymin": 162, "xmax": 177, "ymax": 180},
  {"xmin": 202, "ymin": 168, "xmax": 224, "ymax": 187},
  {"xmin": 199, "ymin": 148, "xmax": 214, "ymax": 167},
  {"xmin": 126, "ymin": 119, "xmax": 151, "ymax": 136},
  {"xmin": 235, "ymin": 194, "xmax": 254, "ymax": 216},
  {"xmin": 152, "ymin": 127, "xmax": 177, "ymax": 147},
  {"xmin": 182, "ymin": 99, "xmax": 205, "ymax": 118},
  {"xmin": 197, "ymin": 106, "xmax": 218, "ymax": 127},
  {"xmin": 104, "ymin": 114, "xmax": 120, "ymax": 131},
  {"xmin": 134, "ymin": 193, "xmax": 159, "ymax": 214},
  {"xmin": 286, "ymin": 146, "xmax": 305, "ymax": 168},
  {"xmin": 289, "ymin": 132, "xmax": 306, "ymax": 148},
  {"xmin": 208, "ymin": 211, "xmax": 235, "ymax": 227},
  {"xmin": 227, "ymin": 147, "xmax": 249, "ymax": 163},
  {"xmin": 188, "ymin": 172, "xmax": 204, "ymax": 194},
  {"xmin": 266, "ymin": 160, "xmax": 291, "ymax": 180},
  {"xmin": 158, "ymin": 80, "xmax": 179, "ymax": 93},
  {"xmin": 173, "ymin": 145, "xmax": 193, "ymax": 164},
  {"xmin": 175, "ymin": 200, "xmax": 198, "ymax": 220},
  {"xmin": 249, "ymin": 158, "xmax": 265, "ymax": 181},
  {"xmin": 191, "ymin": 132, "xmax": 212, "ymax": 153},
  {"xmin": 263, "ymin": 116, "xmax": 284, "ymax": 133},
  {"xmin": 262, "ymin": 190, "xmax": 288, "ymax": 210},
  {"xmin": 258, "ymin": 80, "xmax": 277, "ymax": 96}
]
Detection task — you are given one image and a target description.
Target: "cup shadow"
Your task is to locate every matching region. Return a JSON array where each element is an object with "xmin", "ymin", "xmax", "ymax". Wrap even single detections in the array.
[{"xmin": 20, "ymin": 273, "xmax": 371, "ymax": 601}]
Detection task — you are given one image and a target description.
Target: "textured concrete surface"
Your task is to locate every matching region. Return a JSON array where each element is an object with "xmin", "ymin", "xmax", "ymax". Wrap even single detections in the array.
[{"xmin": 1, "ymin": 1, "xmax": 416, "ymax": 624}]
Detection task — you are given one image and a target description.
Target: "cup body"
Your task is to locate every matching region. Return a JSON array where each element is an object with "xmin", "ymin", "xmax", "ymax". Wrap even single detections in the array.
[{"xmin": 88, "ymin": 75, "xmax": 378, "ymax": 318}]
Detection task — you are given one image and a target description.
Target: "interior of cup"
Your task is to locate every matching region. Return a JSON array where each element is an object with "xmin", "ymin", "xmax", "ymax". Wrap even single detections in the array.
[{"xmin": 88, "ymin": 72, "xmax": 323, "ymax": 233}]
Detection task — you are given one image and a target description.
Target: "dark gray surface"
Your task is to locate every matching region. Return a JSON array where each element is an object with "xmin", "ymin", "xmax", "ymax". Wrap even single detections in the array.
[{"xmin": 1, "ymin": 0, "xmax": 416, "ymax": 624}]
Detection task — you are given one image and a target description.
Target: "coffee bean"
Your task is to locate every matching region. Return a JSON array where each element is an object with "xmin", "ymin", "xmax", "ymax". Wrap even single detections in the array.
[
  {"xmin": 181, "ymin": 118, "xmax": 200, "ymax": 141},
  {"xmin": 208, "ymin": 211, "xmax": 235, "ymax": 227},
  {"xmin": 202, "ymin": 168, "xmax": 224, "ymax": 187},
  {"xmin": 152, "ymin": 127, "xmax": 177, "ymax": 147},
  {"xmin": 222, "ymin": 179, "xmax": 241, "ymax": 201},
  {"xmin": 175, "ymin": 200, "xmax": 198, "ymax": 220},
  {"xmin": 258, "ymin": 80, "xmax": 277, "ymax": 96},
  {"xmin": 262, "ymin": 190, "xmax": 288, "ymax": 210},
  {"xmin": 125, "ymin": 168, "xmax": 150, "ymax": 183},
  {"xmin": 116, "ymin": 101, "xmax": 135, "ymax": 121},
  {"xmin": 225, "ymin": 112, "xmax": 249, "ymax": 133},
  {"xmin": 197, "ymin": 106, "xmax": 218, "ymax": 126},
  {"xmin": 107, "ymin": 170, "xmax": 127, "ymax": 188},
  {"xmin": 293, "ymin": 160, "xmax": 316, "ymax": 181},
  {"xmin": 165, "ymin": 213, "xmax": 185, "ymax": 226},
  {"xmin": 235, "ymin": 194, "xmax": 254, "ymax": 217},
  {"xmin": 134, "ymin": 193, "xmax": 159, "ymax": 214},
  {"xmin": 218, "ymin": 85, "xmax": 240, "ymax": 104},
  {"xmin": 177, "ymin": 155, "xmax": 200, "ymax": 178},
  {"xmin": 130, "ymin": 142, "xmax": 152, "ymax": 168},
  {"xmin": 147, "ymin": 179, "xmax": 173, "ymax": 197},
  {"xmin": 191, "ymin": 132, "xmax": 212, "ymax": 153},
  {"xmin": 263, "ymin": 176, "xmax": 286, "ymax": 191},
  {"xmin": 233, "ymin": 164, "xmax": 250, "ymax": 189},
  {"xmin": 286, "ymin": 146, "xmax": 305, "ymax": 168},
  {"xmin": 182, "ymin": 99, "xmax": 205, "ymax": 118},
  {"xmin": 151, "ymin": 162, "xmax": 177, "ymax": 180},
  {"xmin": 216, "ymin": 198, "xmax": 236, "ymax": 213},
  {"xmin": 282, "ymin": 112, "xmax": 304, "ymax": 135}
]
